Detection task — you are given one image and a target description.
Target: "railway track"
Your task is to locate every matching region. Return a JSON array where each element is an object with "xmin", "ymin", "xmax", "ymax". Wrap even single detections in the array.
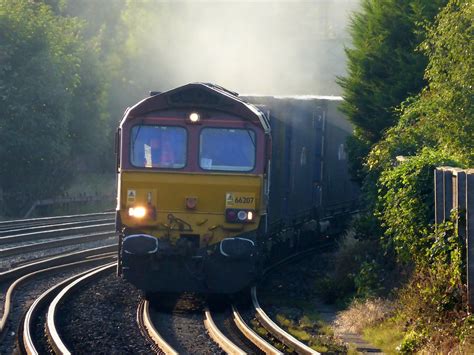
[
  {"xmin": 137, "ymin": 288, "xmax": 315, "ymax": 354},
  {"xmin": 0, "ymin": 217, "xmax": 114, "ymax": 238},
  {"xmin": 0, "ymin": 230, "xmax": 116, "ymax": 258},
  {"xmin": 0, "ymin": 213, "xmax": 117, "ymax": 268},
  {"xmin": 250, "ymin": 286, "xmax": 319, "ymax": 354},
  {"xmin": 45, "ymin": 263, "xmax": 117, "ymax": 354},
  {"xmin": 20, "ymin": 265, "xmax": 110, "ymax": 354},
  {"xmin": 137, "ymin": 250, "xmax": 326, "ymax": 354},
  {"xmin": 13, "ymin": 251, "xmax": 323, "ymax": 354},
  {"xmin": 139, "ymin": 295, "xmax": 267, "ymax": 354},
  {"xmin": 138, "ymin": 294, "xmax": 223, "ymax": 354},
  {"xmin": 0, "ymin": 211, "xmax": 335, "ymax": 354},
  {"xmin": 0, "ymin": 246, "xmax": 117, "ymax": 353},
  {"xmin": 0, "ymin": 212, "xmax": 128, "ymax": 354},
  {"xmin": 0, "ymin": 212, "xmax": 114, "ymax": 232}
]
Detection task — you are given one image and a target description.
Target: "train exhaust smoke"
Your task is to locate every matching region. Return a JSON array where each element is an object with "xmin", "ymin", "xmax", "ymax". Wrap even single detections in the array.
[{"xmin": 122, "ymin": 0, "xmax": 360, "ymax": 96}]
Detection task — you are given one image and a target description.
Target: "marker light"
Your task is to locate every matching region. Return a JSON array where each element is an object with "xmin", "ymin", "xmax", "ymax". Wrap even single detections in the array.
[
  {"xmin": 128, "ymin": 206, "xmax": 147, "ymax": 218},
  {"xmin": 226, "ymin": 209, "xmax": 237, "ymax": 222},
  {"xmin": 237, "ymin": 210, "xmax": 247, "ymax": 221},
  {"xmin": 189, "ymin": 112, "xmax": 200, "ymax": 123},
  {"xmin": 247, "ymin": 211, "xmax": 253, "ymax": 221}
]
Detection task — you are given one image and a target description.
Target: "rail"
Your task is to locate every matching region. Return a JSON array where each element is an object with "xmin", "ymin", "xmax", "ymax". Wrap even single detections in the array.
[
  {"xmin": 0, "ymin": 255, "xmax": 115, "ymax": 338},
  {"xmin": 20, "ymin": 261, "xmax": 116, "ymax": 354},
  {"xmin": 204, "ymin": 307, "xmax": 246, "ymax": 355},
  {"xmin": 138, "ymin": 299, "xmax": 178, "ymax": 355},
  {"xmin": 251, "ymin": 286, "xmax": 319, "ymax": 354},
  {"xmin": 46, "ymin": 263, "xmax": 116, "ymax": 354},
  {"xmin": 231, "ymin": 305, "xmax": 282, "ymax": 354}
]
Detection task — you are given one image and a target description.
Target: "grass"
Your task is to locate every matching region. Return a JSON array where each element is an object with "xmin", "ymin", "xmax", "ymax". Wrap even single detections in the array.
[
  {"xmin": 250, "ymin": 318, "xmax": 289, "ymax": 352},
  {"xmin": 363, "ymin": 319, "xmax": 404, "ymax": 354},
  {"xmin": 273, "ymin": 311, "xmax": 346, "ymax": 353}
]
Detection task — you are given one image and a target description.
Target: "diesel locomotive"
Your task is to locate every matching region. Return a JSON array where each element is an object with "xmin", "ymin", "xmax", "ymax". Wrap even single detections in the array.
[{"xmin": 115, "ymin": 83, "xmax": 358, "ymax": 294}]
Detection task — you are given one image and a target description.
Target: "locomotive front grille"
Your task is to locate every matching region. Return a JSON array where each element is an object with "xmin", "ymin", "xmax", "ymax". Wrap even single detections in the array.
[{"xmin": 177, "ymin": 234, "xmax": 200, "ymax": 253}]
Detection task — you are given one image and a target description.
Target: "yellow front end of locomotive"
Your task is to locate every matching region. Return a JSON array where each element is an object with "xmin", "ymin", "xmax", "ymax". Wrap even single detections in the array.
[{"xmin": 118, "ymin": 170, "xmax": 264, "ymax": 245}]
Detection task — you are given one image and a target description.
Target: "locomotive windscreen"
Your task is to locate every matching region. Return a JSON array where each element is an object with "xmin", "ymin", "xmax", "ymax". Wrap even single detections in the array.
[
  {"xmin": 130, "ymin": 125, "xmax": 187, "ymax": 169},
  {"xmin": 199, "ymin": 128, "xmax": 256, "ymax": 172}
]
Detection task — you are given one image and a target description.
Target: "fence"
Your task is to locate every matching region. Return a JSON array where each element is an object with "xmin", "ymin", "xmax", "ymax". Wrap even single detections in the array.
[
  {"xmin": 23, "ymin": 193, "xmax": 116, "ymax": 218},
  {"xmin": 434, "ymin": 167, "xmax": 474, "ymax": 310}
]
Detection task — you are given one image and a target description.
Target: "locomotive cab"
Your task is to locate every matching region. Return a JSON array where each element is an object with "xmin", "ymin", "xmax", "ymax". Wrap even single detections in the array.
[{"xmin": 116, "ymin": 83, "xmax": 270, "ymax": 293}]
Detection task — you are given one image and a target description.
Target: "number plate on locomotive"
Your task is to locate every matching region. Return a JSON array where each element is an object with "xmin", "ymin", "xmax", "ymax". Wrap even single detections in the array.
[{"xmin": 226, "ymin": 192, "xmax": 256, "ymax": 208}]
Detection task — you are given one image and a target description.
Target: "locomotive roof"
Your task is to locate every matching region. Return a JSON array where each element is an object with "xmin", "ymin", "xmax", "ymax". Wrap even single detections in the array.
[
  {"xmin": 122, "ymin": 83, "xmax": 270, "ymax": 132},
  {"xmin": 242, "ymin": 94, "xmax": 343, "ymax": 101}
]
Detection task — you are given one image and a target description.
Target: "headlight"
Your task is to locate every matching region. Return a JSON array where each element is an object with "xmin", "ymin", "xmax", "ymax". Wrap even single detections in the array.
[
  {"xmin": 128, "ymin": 206, "xmax": 147, "ymax": 218},
  {"xmin": 189, "ymin": 112, "xmax": 200, "ymax": 123},
  {"xmin": 247, "ymin": 211, "xmax": 253, "ymax": 221}
]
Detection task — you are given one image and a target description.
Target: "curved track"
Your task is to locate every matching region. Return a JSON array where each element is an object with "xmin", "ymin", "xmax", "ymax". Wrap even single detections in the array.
[
  {"xmin": 46, "ymin": 263, "xmax": 117, "ymax": 354},
  {"xmin": 231, "ymin": 304, "xmax": 282, "ymax": 354},
  {"xmin": 251, "ymin": 286, "xmax": 319, "ymax": 354},
  {"xmin": 20, "ymin": 263, "xmax": 113, "ymax": 354},
  {"xmin": 136, "ymin": 249, "xmax": 328, "ymax": 354},
  {"xmin": 0, "ymin": 255, "xmax": 115, "ymax": 336},
  {"xmin": 3, "ymin": 213, "xmax": 334, "ymax": 354},
  {"xmin": 140, "ymin": 295, "xmax": 282, "ymax": 354},
  {"xmin": 138, "ymin": 299, "xmax": 176, "ymax": 355}
]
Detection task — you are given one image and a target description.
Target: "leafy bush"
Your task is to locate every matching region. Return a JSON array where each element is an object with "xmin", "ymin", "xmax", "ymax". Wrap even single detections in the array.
[{"xmin": 376, "ymin": 148, "xmax": 460, "ymax": 263}]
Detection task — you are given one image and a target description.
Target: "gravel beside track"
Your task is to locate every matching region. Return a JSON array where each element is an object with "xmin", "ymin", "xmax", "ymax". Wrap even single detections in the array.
[
  {"xmin": 56, "ymin": 273, "xmax": 155, "ymax": 354},
  {"xmin": 148, "ymin": 294, "xmax": 224, "ymax": 354},
  {"xmin": 0, "ymin": 260, "xmax": 112, "ymax": 354}
]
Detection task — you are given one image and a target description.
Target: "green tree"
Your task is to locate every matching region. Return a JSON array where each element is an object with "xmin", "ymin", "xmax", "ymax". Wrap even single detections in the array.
[
  {"xmin": 0, "ymin": 0, "xmax": 106, "ymax": 215},
  {"xmin": 367, "ymin": 0, "xmax": 473, "ymax": 173},
  {"xmin": 338, "ymin": 0, "xmax": 447, "ymax": 181}
]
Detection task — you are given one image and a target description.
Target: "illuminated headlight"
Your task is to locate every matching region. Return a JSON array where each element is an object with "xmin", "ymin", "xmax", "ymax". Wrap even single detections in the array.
[
  {"xmin": 128, "ymin": 206, "xmax": 147, "ymax": 218},
  {"xmin": 237, "ymin": 210, "xmax": 247, "ymax": 221},
  {"xmin": 189, "ymin": 112, "xmax": 200, "ymax": 123},
  {"xmin": 247, "ymin": 211, "xmax": 253, "ymax": 221}
]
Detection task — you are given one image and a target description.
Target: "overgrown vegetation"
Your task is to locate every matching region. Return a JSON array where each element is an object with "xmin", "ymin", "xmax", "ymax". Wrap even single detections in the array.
[{"xmin": 337, "ymin": 0, "xmax": 473, "ymax": 351}]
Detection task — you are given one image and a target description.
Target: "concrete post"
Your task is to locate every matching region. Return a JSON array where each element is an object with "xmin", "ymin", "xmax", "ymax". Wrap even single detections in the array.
[
  {"xmin": 435, "ymin": 168, "xmax": 445, "ymax": 224},
  {"xmin": 443, "ymin": 168, "xmax": 453, "ymax": 221},
  {"xmin": 466, "ymin": 170, "xmax": 474, "ymax": 311},
  {"xmin": 443, "ymin": 169, "xmax": 453, "ymax": 221},
  {"xmin": 454, "ymin": 170, "xmax": 467, "ymax": 242}
]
